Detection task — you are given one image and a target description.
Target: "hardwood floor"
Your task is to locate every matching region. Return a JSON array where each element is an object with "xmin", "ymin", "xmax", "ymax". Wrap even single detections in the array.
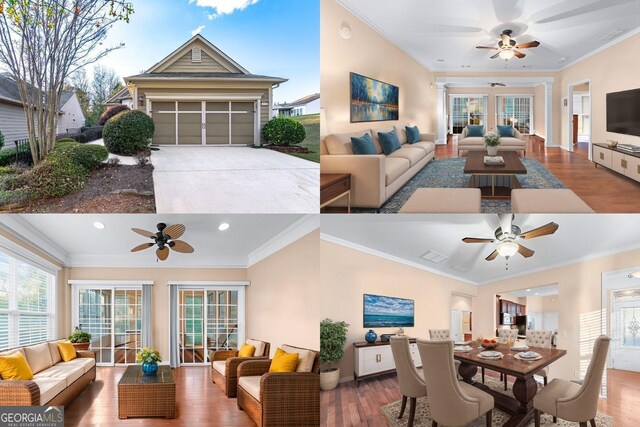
[
  {"xmin": 64, "ymin": 366, "xmax": 255, "ymax": 427},
  {"xmin": 321, "ymin": 369, "xmax": 640, "ymax": 427},
  {"xmin": 439, "ymin": 135, "xmax": 640, "ymax": 212}
]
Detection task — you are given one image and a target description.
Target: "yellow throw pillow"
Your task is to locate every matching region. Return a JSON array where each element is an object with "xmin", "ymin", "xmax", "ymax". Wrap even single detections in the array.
[
  {"xmin": 0, "ymin": 352, "xmax": 34, "ymax": 380},
  {"xmin": 238, "ymin": 343, "xmax": 256, "ymax": 358},
  {"xmin": 269, "ymin": 348, "xmax": 299, "ymax": 373},
  {"xmin": 57, "ymin": 341, "xmax": 77, "ymax": 362}
]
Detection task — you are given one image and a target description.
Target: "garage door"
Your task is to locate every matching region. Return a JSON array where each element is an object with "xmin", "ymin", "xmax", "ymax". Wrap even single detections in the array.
[{"xmin": 151, "ymin": 101, "xmax": 256, "ymax": 146}]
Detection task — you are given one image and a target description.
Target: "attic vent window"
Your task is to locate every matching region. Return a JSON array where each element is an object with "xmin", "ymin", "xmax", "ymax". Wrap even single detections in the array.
[{"xmin": 192, "ymin": 47, "xmax": 202, "ymax": 63}]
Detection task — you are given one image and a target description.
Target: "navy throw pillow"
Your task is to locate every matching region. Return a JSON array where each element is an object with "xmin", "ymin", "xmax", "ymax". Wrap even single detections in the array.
[
  {"xmin": 467, "ymin": 125, "xmax": 484, "ymax": 137},
  {"xmin": 497, "ymin": 125, "xmax": 515, "ymax": 137},
  {"xmin": 405, "ymin": 126, "xmax": 421, "ymax": 144},
  {"xmin": 350, "ymin": 133, "xmax": 377, "ymax": 155},
  {"xmin": 378, "ymin": 130, "xmax": 402, "ymax": 155}
]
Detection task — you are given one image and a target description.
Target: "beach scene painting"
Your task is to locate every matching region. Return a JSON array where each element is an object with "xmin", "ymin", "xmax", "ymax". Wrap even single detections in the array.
[
  {"xmin": 363, "ymin": 294, "xmax": 414, "ymax": 328},
  {"xmin": 350, "ymin": 73, "xmax": 399, "ymax": 123}
]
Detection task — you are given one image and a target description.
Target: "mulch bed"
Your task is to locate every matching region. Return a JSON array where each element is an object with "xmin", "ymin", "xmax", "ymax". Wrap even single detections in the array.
[
  {"xmin": 20, "ymin": 163, "xmax": 155, "ymax": 213},
  {"xmin": 263, "ymin": 144, "xmax": 312, "ymax": 154}
]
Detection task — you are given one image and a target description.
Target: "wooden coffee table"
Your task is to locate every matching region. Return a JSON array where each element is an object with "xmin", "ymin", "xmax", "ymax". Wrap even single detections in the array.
[
  {"xmin": 320, "ymin": 173, "xmax": 351, "ymax": 213},
  {"xmin": 464, "ymin": 151, "xmax": 527, "ymax": 199},
  {"xmin": 118, "ymin": 365, "xmax": 176, "ymax": 419}
]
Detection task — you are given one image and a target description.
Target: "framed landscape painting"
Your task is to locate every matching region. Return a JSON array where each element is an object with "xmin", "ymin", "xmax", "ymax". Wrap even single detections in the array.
[{"xmin": 350, "ymin": 72, "xmax": 399, "ymax": 123}]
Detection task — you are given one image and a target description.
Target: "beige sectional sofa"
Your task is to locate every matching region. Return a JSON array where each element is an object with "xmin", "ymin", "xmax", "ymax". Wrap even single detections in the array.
[
  {"xmin": 457, "ymin": 126, "xmax": 527, "ymax": 156},
  {"xmin": 0, "ymin": 341, "xmax": 96, "ymax": 406},
  {"xmin": 321, "ymin": 125, "xmax": 436, "ymax": 208}
]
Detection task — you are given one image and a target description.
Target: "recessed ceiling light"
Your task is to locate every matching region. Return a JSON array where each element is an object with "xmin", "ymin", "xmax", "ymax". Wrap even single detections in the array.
[
  {"xmin": 218, "ymin": 223, "xmax": 230, "ymax": 231},
  {"xmin": 93, "ymin": 222, "xmax": 105, "ymax": 230},
  {"xmin": 558, "ymin": 57, "xmax": 567, "ymax": 63},
  {"xmin": 534, "ymin": 293, "xmax": 540, "ymax": 296},
  {"xmin": 526, "ymin": 289, "xmax": 532, "ymax": 292}
]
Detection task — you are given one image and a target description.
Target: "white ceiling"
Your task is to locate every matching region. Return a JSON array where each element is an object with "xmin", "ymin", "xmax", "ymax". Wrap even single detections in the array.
[
  {"xmin": 1, "ymin": 214, "xmax": 312, "ymax": 268},
  {"xmin": 320, "ymin": 214, "xmax": 640, "ymax": 285},
  {"xmin": 338, "ymin": 0, "xmax": 640, "ymax": 71}
]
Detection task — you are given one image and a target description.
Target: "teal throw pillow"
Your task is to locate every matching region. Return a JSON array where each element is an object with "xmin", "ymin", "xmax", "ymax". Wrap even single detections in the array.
[
  {"xmin": 405, "ymin": 126, "xmax": 421, "ymax": 144},
  {"xmin": 497, "ymin": 125, "xmax": 515, "ymax": 137},
  {"xmin": 378, "ymin": 130, "xmax": 401, "ymax": 155},
  {"xmin": 350, "ymin": 133, "xmax": 377, "ymax": 155},
  {"xmin": 467, "ymin": 125, "xmax": 484, "ymax": 137}
]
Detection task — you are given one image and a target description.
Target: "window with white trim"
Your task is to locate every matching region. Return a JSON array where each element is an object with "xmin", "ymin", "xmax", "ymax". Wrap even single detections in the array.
[
  {"xmin": 496, "ymin": 96, "xmax": 533, "ymax": 134},
  {"xmin": 0, "ymin": 252, "xmax": 56, "ymax": 351}
]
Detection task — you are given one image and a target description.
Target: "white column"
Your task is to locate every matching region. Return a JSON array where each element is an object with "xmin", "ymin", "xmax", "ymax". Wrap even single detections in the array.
[
  {"xmin": 436, "ymin": 83, "xmax": 447, "ymax": 145},
  {"xmin": 544, "ymin": 82, "xmax": 554, "ymax": 147}
]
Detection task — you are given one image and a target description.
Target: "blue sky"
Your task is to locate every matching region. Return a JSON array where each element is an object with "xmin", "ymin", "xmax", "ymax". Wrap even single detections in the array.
[{"xmin": 96, "ymin": 0, "xmax": 319, "ymax": 104}]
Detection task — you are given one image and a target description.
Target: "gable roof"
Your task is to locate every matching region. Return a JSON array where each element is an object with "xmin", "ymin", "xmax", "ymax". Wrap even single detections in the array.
[
  {"xmin": 0, "ymin": 73, "xmax": 22, "ymax": 105},
  {"xmin": 275, "ymin": 93, "xmax": 320, "ymax": 109},
  {"xmin": 125, "ymin": 72, "xmax": 287, "ymax": 83},
  {"xmin": 105, "ymin": 86, "xmax": 132, "ymax": 104},
  {"xmin": 145, "ymin": 34, "xmax": 250, "ymax": 75},
  {"xmin": 59, "ymin": 91, "xmax": 75, "ymax": 109}
]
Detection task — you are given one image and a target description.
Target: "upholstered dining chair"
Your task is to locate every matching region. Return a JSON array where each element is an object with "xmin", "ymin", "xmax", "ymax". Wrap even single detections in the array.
[
  {"xmin": 526, "ymin": 330, "xmax": 553, "ymax": 386},
  {"xmin": 533, "ymin": 335, "xmax": 610, "ymax": 427},
  {"xmin": 417, "ymin": 339, "xmax": 494, "ymax": 427},
  {"xmin": 390, "ymin": 336, "xmax": 427, "ymax": 427},
  {"xmin": 428, "ymin": 329, "xmax": 461, "ymax": 376},
  {"xmin": 493, "ymin": 328, "xmax": 520, "ymax": 390}
]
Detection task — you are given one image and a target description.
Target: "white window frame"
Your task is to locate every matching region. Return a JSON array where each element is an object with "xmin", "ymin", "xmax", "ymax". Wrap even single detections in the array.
[
  {"xmin": 448, "ymin": 95, "xmax": 488, "ymax": 134},
  {"xmin": 495, "ymin": 95, "xmax": 534, "ymax": 135}
]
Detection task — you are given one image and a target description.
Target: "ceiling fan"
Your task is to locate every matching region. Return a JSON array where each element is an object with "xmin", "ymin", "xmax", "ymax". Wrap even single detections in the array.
[
  {"xmin": 462, "ymin": 214, "xmax": 558, "ymax": 267},
  {"xmin": 489, "ymin": 83, "xmax": 506, "ymax": 87},
  {"xmin": 131, "ymin": 223, "xmax": 194, "ymax": 261},
  {"xmin": 476, "ymin": 29, "xmax": 540, "ymax": 60}
]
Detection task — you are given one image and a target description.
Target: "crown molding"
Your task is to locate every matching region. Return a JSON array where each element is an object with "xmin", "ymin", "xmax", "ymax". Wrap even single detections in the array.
[
  {"xmin": 66, "ymin": 253, "xmax": 248, "ymax": 269},
  {"xmin": 0, "ymin": 216, "xmax": 68, "ymax": 265},
  {"xmin": 248, "ymin": 215, "xmax": 319, "ymax": 267},
  {"xmin": 559, "ymin": 26, "xmax": 640, "ymax": 72}
]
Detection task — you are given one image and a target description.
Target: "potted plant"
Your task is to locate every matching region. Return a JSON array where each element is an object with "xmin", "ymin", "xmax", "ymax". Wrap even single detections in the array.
[
  {"xmin": 483, "ymin": 132, "xmax": 502, "ymax": 156},
  {"xmin": 320, "ymin": 318, "xmax": 349, "ymax": 391},
  {"xmin": 68, "ymin": 329, "xmax": 92, "ymax": 351},
  {"xmin": 136, "ymin": 347, "xmax": 162, "ymax": 376}
]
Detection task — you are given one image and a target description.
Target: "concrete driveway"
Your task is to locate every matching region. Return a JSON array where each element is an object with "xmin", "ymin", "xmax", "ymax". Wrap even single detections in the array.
[{"xmin": 150, "ymin": 146, "xmax": 319, "ymax": 213}]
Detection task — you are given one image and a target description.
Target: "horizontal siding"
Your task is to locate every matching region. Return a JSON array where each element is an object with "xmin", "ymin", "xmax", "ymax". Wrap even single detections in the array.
[
  {"xmin": 0, "ymin": 103, "xmax": 30, "ymax": 146},
  {"xmin": 163, "ymin": 51, "xmax": 234, "ymax": 74}
]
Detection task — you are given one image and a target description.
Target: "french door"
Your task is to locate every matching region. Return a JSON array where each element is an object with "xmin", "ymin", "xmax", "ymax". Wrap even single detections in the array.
[
  {"xmin": 611, "ymin": 288, "xmax": 640, "ymax": 372},
  {"xmin": 73, "ymin": 285, "xmax": 144, "ymax": 366},
  {"xmin": 449, "ymin": 96, "xmax": 487, "ymax": 134},
  {"xmin": 496, "ymin": 96, "xmax": 533, "ymax": 134}
]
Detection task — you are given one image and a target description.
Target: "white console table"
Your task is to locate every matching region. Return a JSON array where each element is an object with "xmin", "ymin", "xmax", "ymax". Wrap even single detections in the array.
[{"xmin": 353, "ymin": 339, "xmax": 422, "ymax": 384}]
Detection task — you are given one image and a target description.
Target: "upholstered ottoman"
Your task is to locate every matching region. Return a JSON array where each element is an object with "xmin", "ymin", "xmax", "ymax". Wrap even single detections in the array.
[
  {"xmin": 399, "ymin": 188, "xmax": 482, "ymax": 213},
  {"xmin": 511, "ymin": 189, "xmax": 595, "ymax": 213}
]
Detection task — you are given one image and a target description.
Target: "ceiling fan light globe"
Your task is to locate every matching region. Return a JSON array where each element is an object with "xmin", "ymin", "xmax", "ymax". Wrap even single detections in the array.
[
  {"xmin": 497, "ymin": 241, "xmax": 519, "ymax": 258},
  {"xmin": 499, "ymin": 49, "xmax": 515, "ymax": 60}
]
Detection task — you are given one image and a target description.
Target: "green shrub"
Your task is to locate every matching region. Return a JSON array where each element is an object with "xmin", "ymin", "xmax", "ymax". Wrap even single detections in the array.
[
  {"xmin": 54, "ymin": 140, "xmax": 108, "ymax": 171},
  {"xmin": 103, "ymin": 110, "xmax": 155, "ymax": 155},
  {"xmin": 56, "ymin": 137, "xmax": 78, "ymax": 144},
  {"xmin": 0, "ymin": 148, "xmax": 16, "ymax": 166},
  {"xmin": 262, "ymin": 117, "xmax": 306, "ymax": 147},
  {"xmin": 98, "ymin": 104, "xmax": 130, "ymax": 126},
  {"xmin": 0, "ymin": 130, "xmax": 4, "ymax": 150},
  {"xmin": 26, "ymin": 153, "xmax": 88, "ymax": 198}
]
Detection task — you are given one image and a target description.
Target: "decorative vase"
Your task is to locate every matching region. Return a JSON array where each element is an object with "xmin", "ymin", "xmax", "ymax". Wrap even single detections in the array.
[
  {"xmin": 141, "ymin": 361, "xmax": 158, "ymax": 376},
  {"xmin": 71, "ymin": 342, "xmax": 90, "ymax": 351},
  {"xmin": 365, "ymin": 329, "xmax": 378, "ymax": 343},
  {"xmin": 320, "ymin": 368, "xmax": 341, "ymax": 391},
  {"xmin": 486, "ymin": 145, "xmax": 499, "ymax": 156}
]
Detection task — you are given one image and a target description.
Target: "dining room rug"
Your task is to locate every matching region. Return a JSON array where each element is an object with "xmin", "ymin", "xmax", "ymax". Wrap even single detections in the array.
[
  {"xmin": 353, "ymin": 158, "xmax": 567, "ymax": 214},
  {"xmin": 380, "ymin": 374, "xmax": 613, "ymax": 427}
]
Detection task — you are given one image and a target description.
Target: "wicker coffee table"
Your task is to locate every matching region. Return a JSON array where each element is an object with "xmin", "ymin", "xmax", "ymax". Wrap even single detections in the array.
[{"xmin": 118, "ymin": 365, "xmax": 176, "ymax": 419}]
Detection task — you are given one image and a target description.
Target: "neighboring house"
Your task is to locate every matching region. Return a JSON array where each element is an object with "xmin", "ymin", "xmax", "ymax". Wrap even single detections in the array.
[
  {"xmin": 0, "ymin": 72, "xmax": 31, "ymax": 146},
  {"xmin": 126, "ymin": 34, "xmax": 287, "ymax": 146},
  {"xmin": 105, "ymin": 86, "xmax": 134, "ymax": 109},
  {"xmin": 272, "ymin": 93, "xmax": 320, "ymax": 117},
  {"xmin": 57, "ymin": 91, "xmax": 86, "ymax": 134}
]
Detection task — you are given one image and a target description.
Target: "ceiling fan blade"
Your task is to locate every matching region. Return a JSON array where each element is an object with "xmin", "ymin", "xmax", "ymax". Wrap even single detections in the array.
[
  {"xmin": 156, "ymin": 247, "xmax": 170, "ymax": 261},
  {"xmin": 163, "ymin": 224, "xmax": 185, "ymax": 239},
  {"xmin": 131, "ymin": 243, "xmax": 154, "ymax": 252},
  {"xmin": 516, "ymin": 41, "xmax": 540, "ymax": 49},
  {"xmin": 132, "ymin": 228, "xmax": 155, "ymax": 238},
  {"xmin": 490, "ymin": 52, "xmax": 501, "ymax": 59},
  {"xmin": 170, "ymin": 240, "xmax": 194, "ymax": 254},
  {"xmin": 517, "ymin": 244, "xmax": 535, "ymax": 258},
  {"xmin": 520, "ymin": 222, "xmax": 559, "ymax": 240},
  {"xmin": 513, "ymin": 50, "xmax": 526, "ymax": 59},
  {"xmin": 476, "ymin": 46, "xmax": 498, "ymax": 50},
  {"xmin": 486, "ymin": 250, "xmax": 499, "ymax": 261},
  {"xmin": 462, "ymin": 237, "xmax": 495, "ymax": 244}
]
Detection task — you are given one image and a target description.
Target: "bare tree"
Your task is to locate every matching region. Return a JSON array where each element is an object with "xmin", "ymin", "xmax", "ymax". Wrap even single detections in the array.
[
  {"xmin": 91, "ymin": 64, "xmax": 122, "ymax": 111},
  {"xmin": 0, "ymin": 0, "xmax": 133, "ymax": 163},
  {"xmin": 69, "ymin": 69, "xmax": 91, "ymax": 119}
]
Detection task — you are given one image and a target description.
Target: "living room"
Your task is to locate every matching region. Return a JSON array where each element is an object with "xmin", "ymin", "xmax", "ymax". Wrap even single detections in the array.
[
  {"xmin": 320, "ymin": 0, "xmax": 640, "ymax": 214},
  {"xmin": 0, "ymin": 214, "xmax": 320, "ymax": 426},
  {"xmin": 319, "ymin": 213, "xmax": 640, "ymax": 426}
]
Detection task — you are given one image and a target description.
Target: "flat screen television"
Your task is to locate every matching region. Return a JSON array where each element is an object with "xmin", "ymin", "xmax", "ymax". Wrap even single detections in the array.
[
  {"xmin": 363, "ymin": 294, "xmax": 414, "ymax": 328},
  {"xmin": 607, "ymin": 88, "xmax": 640, "ymax": 137}
]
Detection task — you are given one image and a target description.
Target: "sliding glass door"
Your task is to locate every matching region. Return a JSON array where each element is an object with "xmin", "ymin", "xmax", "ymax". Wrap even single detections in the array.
[
  {"xmin": 449, "ymin": 96, "xmax": 487, "ymax": 134},
  {"xmin": 496, "ymin": 96, "xmax": 533, "ymax": 134}
]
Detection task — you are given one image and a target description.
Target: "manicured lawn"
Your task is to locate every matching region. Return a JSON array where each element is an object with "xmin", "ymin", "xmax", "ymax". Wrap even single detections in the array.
[{"xmin": 289, "ymin": 114, "xmax": 320, "ymax": 163}]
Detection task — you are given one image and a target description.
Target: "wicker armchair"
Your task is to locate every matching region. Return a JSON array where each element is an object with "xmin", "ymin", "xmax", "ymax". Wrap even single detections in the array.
[
  {"xmin": 236, "ymin": 345, "xmax": 320, "ymax": 426},
  {"xmin": 210, "ymin": 340, "xmax": 271, "ymax": 397}
]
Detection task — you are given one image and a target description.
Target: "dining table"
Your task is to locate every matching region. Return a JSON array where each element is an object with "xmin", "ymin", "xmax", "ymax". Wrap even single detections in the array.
[{"xmin": 453, "ymin": 341, "xmax": 566, "ymax": 427}]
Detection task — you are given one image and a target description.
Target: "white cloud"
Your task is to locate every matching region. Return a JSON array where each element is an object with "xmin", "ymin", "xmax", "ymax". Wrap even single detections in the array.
[
  {"xmin": 189, "ymin": 0, "xmax": 259, "ymax": 19},
  {"xmin": 191, "ymin": 25, "xmax": 206, "ymax": 36}
]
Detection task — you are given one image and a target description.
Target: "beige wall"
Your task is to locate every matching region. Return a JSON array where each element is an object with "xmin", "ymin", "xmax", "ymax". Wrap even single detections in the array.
[
  {"xmin": 558, "ymin": 33, "xmax": 640, "ymax": 149},
  {"xmin": 476, "ymin": 248, "xmax": 640, "ymax": 381},
  {"xmin": 320, "ymin": 240, "xmax": 477, "ymax": 379},
  {"xmin": 246, "ymin": 230, "xmax": 320, "ymax": 356},
  {"xmin": 525, "ymin": 295, "xmax": 544, "ymax": 313},
  {"xmin": 543, "ymin": 295, "xmax": 561, "ymax": 312},
  {"xmin": 67, "ymin": 267, "xmax": 247, "ymax": 358},
  {"xmin": 320, "ymin": 0, "xmax": 437, "ymax": 141}
]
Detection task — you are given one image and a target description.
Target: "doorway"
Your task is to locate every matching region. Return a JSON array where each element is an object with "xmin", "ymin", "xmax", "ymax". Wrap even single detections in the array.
[
  {"xmin": 610, "ymin": 288, "xmax": 640, "ymax": 372},
  {"xmin": 567, "ymin": 80, "xmax": 592, "ymax": 159},
  {"xmin": 450, "ymin": 293, "xmax": 473, "ymax": 342}
]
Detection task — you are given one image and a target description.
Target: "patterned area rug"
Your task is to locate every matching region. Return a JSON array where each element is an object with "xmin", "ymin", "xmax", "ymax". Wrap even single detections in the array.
[
  {"xmin": 380, "ymin": 375, "xmax": 612, "ymax": 427},
  {"xmin": 354, "ymin": 158, "xmax": 567, "ymax": 214}
]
